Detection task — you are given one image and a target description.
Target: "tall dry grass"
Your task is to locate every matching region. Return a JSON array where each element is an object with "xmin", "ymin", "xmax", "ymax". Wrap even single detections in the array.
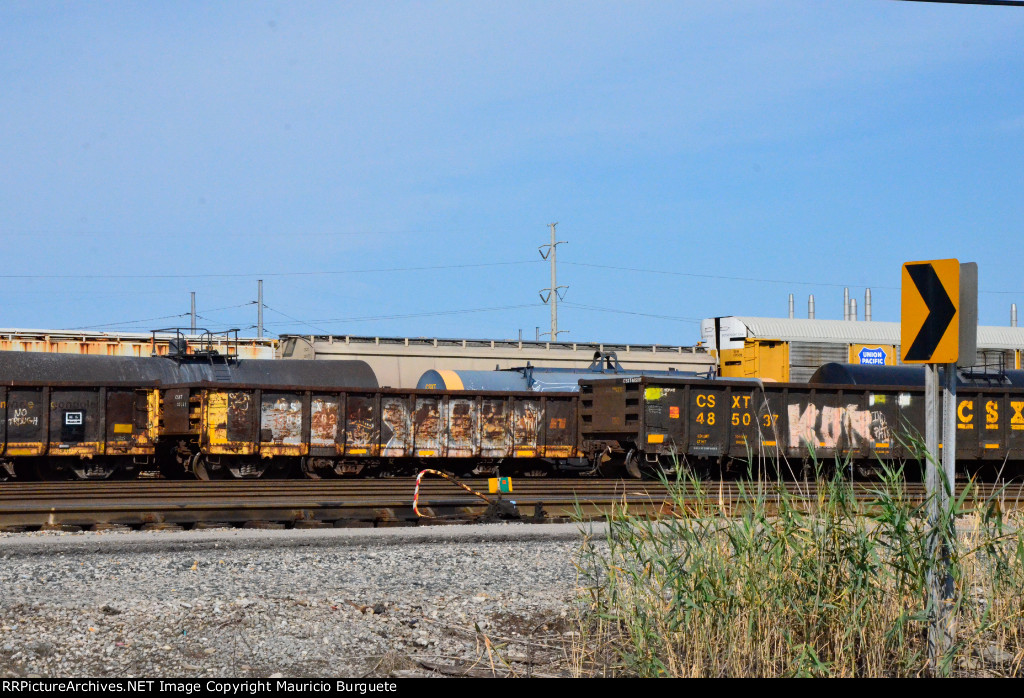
[{"xmin": 573, "ymin": 463, "xmax": 1024, "ymax": 677}]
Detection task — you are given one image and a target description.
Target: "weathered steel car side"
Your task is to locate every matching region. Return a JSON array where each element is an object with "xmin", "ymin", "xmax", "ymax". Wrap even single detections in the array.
[
  {"xmin": 0, "ymin": 347, "xmax": 587, "ymax": 478},
  {"xmin": 579, "ymin": 374, "xmax": 1024, "ymax": 475},
  {"xmin": 0, "ymin": 348, "xmax": 378, "ymax": 479},
  {"xmin": 189, "ymin": 386, "xmax": 585, "ymax": 478},
  {"xmin": 0, "ymin": 382, "xmax": 161, "ymax": 479},
  {"xmin": 8, "ymin": 340, "xmax": 1024, "ymax": 481}
]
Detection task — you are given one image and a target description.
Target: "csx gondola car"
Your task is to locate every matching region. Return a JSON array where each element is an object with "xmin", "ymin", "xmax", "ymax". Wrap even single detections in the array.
[{"xmin": 579, "ymin": 365, "xmax": 1024, "ymax": 478}]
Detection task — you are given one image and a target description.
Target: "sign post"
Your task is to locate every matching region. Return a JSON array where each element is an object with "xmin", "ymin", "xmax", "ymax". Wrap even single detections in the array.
[{"xmin": 901, "ymin": 258, "xmax": 977, "ymax": 675}]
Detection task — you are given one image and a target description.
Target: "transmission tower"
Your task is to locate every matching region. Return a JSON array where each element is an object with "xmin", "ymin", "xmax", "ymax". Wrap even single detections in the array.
[{"xmin": 538, "ymin": 222, "xmax": 568, "ymax": 340}]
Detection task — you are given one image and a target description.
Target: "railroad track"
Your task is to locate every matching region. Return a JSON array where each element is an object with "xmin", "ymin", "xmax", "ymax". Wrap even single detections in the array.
[{"xmin": 2, "ymin": 479, "xmax": 1024, "ymax": 531}]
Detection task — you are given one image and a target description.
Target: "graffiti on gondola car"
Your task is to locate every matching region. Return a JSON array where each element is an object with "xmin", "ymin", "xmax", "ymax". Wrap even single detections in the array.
[
  {"xmin": 310, "ymin": 396, "xmax": 340, "ymax": 447},
  {"xmin": 447, "ymin": 398, "xmax": 476, "ymax": 457},
  {"xmin": 480, "ymin": 399, "xmax": 510, "ymax": 457},
  {"xmin": 786, "ymin": 403, "xmax": 892, "ymax": 449},
  {"xmin": 261, "ymin": 394, "xmax": 302, "ymax": 445},
  {"xmin": 513, "ymin": 400, "xmax": 541, "ymax": 454},
  {"xmin": 346, "ymin": 394, "xmax": 378, "ymax": 455}
]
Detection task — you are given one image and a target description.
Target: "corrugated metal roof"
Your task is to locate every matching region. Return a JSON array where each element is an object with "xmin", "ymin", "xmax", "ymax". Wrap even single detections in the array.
[
  {"xmin": 729, "ymin": 317, "xmax": 1024, "ymax": 350},
  {"xmin": 732, "ymin": 318, "xmax": 901, "ymax": 343},
  {"xmin": 976, "ymin": 326, "xmax": 1024, "ymax": 350}
]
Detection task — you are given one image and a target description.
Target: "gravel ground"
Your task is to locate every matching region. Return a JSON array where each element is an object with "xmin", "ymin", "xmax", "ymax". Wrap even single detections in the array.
[{"xmin": 0, "ymin": 523, "xmax": 604, "ymax": 678}]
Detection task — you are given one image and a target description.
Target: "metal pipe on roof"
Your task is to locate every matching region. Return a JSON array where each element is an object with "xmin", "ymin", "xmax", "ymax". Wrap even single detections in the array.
[
  {"xmin": 1013, "ymin": 303, "xmax": 1018, "ymax": 328},
  {"xmin": 865, "ymin": 288, "xmax": 872, "ymax": 322},
  {"xmin": 844, "ymin": 288, "xmax": 850, "ymax": 321},
  {"xmin": 788, "ymin": 294, "xmax": 794, "ymax": 319},
  {"xmin": 850, "ymin": 298, "xmax": 858, "ymax": 321},
  {"xmin": 809, "ymin": 294, "xmax": 815, "ymax": 319}
]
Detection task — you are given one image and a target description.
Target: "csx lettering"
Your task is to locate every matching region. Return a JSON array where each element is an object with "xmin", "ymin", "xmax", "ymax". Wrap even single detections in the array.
[
  {"xmin": 958, "ymin": 400, "xmax": 974, "ymax": 430},
  {"xmin": 696, "ymin": 394, "xmax": 715, "ymax": 408},
  {"xmin": 986, "ymin": 401, "xmax": 999, "ymax": 430},
  {"xmin": 731, "ymin": 396, "xmax": 751, "ymax": 409},
  {"xmin": 958, "ymin": 401, "xmax": 973, "ymax": 423},
  {"xmin": 1012, "ymin": 401, "xmax": 1024, "ymax": 425}
]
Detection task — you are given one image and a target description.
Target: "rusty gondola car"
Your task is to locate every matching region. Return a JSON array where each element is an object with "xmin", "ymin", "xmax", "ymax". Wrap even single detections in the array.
[
  {"xmin": 0, "ymin": 331, "xmax": 378, "ymax": 479},
  {"xmin": 0, "ymin": 329, "xmax": 590, "ymax": 479},
  {"xmin": 0, "ymin": 379, "xmax": 586, "ymax": 480},
  {"xmin": 191, "ymin": 386, "xmax": 587, "ymax": 479}
]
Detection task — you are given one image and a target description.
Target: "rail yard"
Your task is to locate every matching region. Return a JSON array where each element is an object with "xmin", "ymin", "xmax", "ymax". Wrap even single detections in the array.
[
  {"xmin": 3, "ymin": 324, "xmax": 1024, "ymax": 484},
  {"xmin": 0, "ymin": 319, "xmax": 1020, "ymax": 528},
  {"xmin": 2, "ymin": 319, "xmax": 1024, "ymax": 680}
]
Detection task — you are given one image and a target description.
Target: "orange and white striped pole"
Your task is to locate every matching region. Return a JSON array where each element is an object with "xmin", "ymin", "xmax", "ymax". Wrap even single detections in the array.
[{"xmin": 412, "ymin": 469, "xmax": 495, "ymax": 518}]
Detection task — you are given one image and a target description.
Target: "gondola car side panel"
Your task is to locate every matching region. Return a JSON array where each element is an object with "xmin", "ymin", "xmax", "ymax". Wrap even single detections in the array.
[
  {"xmin": 204, "ymin": 389, "xmax": 258, "ymax": 455},
  {"xmin": 7, "ymin": 388, "xmax": 45, "ymax": 456}
]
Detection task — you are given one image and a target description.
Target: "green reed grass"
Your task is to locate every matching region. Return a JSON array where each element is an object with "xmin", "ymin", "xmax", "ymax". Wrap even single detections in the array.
[{"xmin": 573, "ymin": 462, "xmax": 1024, "ymax": 677}]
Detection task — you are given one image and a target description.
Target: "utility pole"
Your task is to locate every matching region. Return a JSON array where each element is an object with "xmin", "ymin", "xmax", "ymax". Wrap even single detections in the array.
[
  {"xmin": 538, "ymin": 222, "xmax": 568, "ymax": 341},
  {"xmin": 257, "ymin": 280, "xmax": 264, "ymax": 338},
  {"xmin": 190, "ymin": 292, "xmax": 196, "ymax": 333}
]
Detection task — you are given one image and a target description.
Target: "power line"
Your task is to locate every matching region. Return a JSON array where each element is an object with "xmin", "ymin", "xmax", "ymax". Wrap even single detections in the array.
[
  {"xmin": 562, "ymin": 302, "xmax": 702, "ymax": 324},
  {"xmin": 0, "ymin": 260, "xmax": 541, "ymax": 280},
  {"xmin": 564, "ymin": 262, "xmax": 1024, "ymax": 296},
  {"xmin": 256, "ymin": 303, "xmax": 540, "ymax": 327},
  {"xmin": 173, "ymin": 303, "xmax": 542, "ymax": 334},
  {"xmin": 897, "ymin": 0, "xmax": 1024, "ymax": 5},
  {"xmin": 68, "ymin": 312, "xmax": 191, "ymax": 331},
  {"xmin": 68, "ymin": 302, "xmax": 256, "ymax": 332},
  {"xmin": 75, "ymin": 298, "xmax": 540, "ymax": 333},
  {"xmin": 261, "ymin": 304, "xmax": 330, "ymax": 336},
  {"xmin": 563, "ymin": 261, "xmax": 898, "ymax": 290}
]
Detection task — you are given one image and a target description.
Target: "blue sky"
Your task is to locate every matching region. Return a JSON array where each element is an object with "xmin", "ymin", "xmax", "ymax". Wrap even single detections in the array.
[{"xmin": 1, "ymin": 2, "xmax": 1022, "ymax": 344}]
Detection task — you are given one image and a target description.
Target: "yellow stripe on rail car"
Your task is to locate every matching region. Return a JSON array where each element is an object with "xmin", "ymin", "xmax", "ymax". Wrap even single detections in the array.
[
  {"xmin": 436, "ymin": 370, "xmax": 465, "ymax": 391},
  {"xmin": 985, "ymin": 444, "xmax": 1001, "ymax": 449}
]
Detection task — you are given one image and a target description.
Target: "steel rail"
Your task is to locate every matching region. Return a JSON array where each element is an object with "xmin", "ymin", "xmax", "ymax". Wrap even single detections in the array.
[{"xmin": 1, "ymin": 479, "xmax": 1024, "ymax": 530}]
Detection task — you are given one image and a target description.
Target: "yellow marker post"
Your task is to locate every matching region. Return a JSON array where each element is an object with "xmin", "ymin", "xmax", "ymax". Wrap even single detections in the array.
[{"xmin": 488, "ymin": 477, "xmax": 512, "ymax": 494}]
